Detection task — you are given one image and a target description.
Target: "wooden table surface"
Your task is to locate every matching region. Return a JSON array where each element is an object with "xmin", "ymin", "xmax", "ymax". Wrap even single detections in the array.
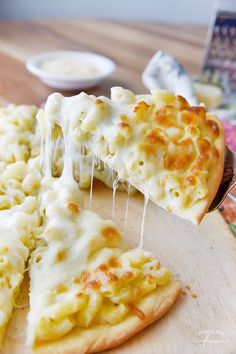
[
  {"xmin": 0, "ymin": 20, "xmax": 236, "ymax": 354},
  {"xmin": 0, "ymin": 19, "xmax": 207, "ymax": 104}
]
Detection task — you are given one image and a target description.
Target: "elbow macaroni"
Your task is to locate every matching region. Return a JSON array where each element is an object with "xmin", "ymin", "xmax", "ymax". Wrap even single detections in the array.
[
  {"xmin": 41, "ymin": 87, "xmax": 224, "ymax": 224},
  {"xmin": 27, "ymin": 178, "xmax": 174, "ymax": 345}
]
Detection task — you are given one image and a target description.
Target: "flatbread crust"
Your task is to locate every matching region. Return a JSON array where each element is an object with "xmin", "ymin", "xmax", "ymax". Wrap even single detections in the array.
[{"xmin": 33, "ymin": 280, "xmax": 181, "ymax": 354}]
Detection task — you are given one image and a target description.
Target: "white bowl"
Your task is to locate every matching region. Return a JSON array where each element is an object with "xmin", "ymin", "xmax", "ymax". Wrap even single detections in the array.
[{"xmin": 26, "ymin": 51, "xmax": 116, "ymax": 90}]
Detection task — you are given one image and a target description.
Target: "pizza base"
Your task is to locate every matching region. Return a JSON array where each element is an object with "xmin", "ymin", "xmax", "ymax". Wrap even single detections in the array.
[{"xmin": 33, "ymin": 280, "xmax": 181, "ymax": 354}]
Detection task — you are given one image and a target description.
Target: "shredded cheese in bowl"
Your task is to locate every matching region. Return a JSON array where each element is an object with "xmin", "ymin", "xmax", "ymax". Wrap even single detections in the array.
[{"xmin": 40, "ymin": 57, "xmax": 99, "ymax": 78}]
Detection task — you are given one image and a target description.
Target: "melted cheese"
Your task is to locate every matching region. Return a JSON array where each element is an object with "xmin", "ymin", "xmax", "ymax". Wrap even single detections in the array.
[
  {"xmin": 0, "ymin": 196, "xmax": 40, "ymax": 342},
  {"xmin": 34, "ymin": 111, "xmax": 131, "ymax": 193},
  {"xmin": 139, "ymin": 194, "xmax": 149, "ymax": 249},
  {"xmin": 41, "ymin": 87, "xmax": 224, "ymax": 224},
  {"xmin": 27, "ymin": 178, "xmax": 172, "ymax": 346},
  {"xmin": 0, "ymin": 104, "xmax": 41, "ymax": 343},
  {"xmin": 123, "ymin": 183, "xmax": 131, "ymax": 235},
  {"xmin": 112, "ymin": 174, "xmax": 119, "ymax": 221},
  {"xmin": 26, "ymin": 90, "xmax": 176, "ymax": 346}
]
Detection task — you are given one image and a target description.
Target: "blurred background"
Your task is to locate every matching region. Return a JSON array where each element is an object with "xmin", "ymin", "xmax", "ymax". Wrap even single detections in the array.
[{"xmin": 1, "ymin": 0, "xmax": 215, "ymax": 24}]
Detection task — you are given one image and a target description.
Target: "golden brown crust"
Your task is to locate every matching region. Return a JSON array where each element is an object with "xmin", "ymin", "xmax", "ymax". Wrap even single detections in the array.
[
  {"xmin": 194, "ymin": 113, "xmax": 225, "ymax": 224},
  {"xmin": 33, "ymin": 280, "xmax": 181, "ymax": 354}
]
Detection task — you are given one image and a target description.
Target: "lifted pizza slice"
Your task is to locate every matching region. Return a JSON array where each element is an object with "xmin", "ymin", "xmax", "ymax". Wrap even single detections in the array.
[
  {"xmin": 27, "ymin": 178, "xmax": 180, "ymax": 353},
  {"xmin": 41, "ymin": 88, "xmax": 225, "ymax": 224}
]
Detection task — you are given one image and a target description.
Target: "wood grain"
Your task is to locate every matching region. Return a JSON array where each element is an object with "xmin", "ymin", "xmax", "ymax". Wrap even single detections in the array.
[
  {"xmin": 0, "ymin": 19, "xmax": 235, "ymax": 354},
  {"xmin": 0, "ymin": 19, "xmax": 207, "ymax": 103}
]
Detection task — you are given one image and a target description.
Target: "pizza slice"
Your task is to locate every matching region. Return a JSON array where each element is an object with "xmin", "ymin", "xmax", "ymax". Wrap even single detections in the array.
[
  {"xmin": 0, "ymin": 195, "xmax": 39, "ymax": 344},
  {"xmin": 27, "ymin": 177, "xmax": 180, "ymax": 353},
  {"xmin": 41, "ymin": 88, "xmax": 225, "ymax": 224},
  {"xmin": 0, "ymin": 148, "xmax": 41, "ymax": 344}
]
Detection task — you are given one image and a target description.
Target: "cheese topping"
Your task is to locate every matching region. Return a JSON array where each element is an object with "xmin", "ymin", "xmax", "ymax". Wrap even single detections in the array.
[
  {"xmin": 26, "ymin": 89, "xmax": 175, "ymax": 346},
  {"xmin": 27, "ymin": 178, "xmax": 172, "ymax": 345},
  {"xmin": 0, "ymin": 196, "xmax": 40, "ymax": 342},
  {"xmin": 40, "ymin": 87, "xmax": 224, "ymax": 224},
  {"xmin": 0, "ymin": 105, "xmax": 41, "ymax": 342}
]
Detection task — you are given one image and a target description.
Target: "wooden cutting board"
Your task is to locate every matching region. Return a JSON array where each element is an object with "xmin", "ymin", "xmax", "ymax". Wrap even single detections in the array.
[{"xmin": 2, "ymin": 181, "xmax": 236, "ymax": 354}]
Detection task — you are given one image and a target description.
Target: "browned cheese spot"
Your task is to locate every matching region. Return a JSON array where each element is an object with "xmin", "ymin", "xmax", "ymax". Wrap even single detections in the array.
[
  {"xmin": 181, "ymin": 111, "xmax": 199, "ymax": 126},
  {"xmin": 165, "ymin": 138, "xmax": 196, "ymax": 171},
  {"xmin": 139, "ymin": 129, "xmax": 168, "ymax": 155},
  {"xmin": 97, "ymin": 264, "xmax": 108, "ymax": 272},
  {"xmin": 145, "ymin": 274, "xmax": 155, "ymax": 283},
  {"xmin": 101, "ymin": 226, "xmax": 121, "ymax": 241},
  {"xmin": 197, "ymin": 138, "xmax": 211, "ymax": 154},
  {"xmin": 117, "ymin": 122, "xmax": 132, "ymax": 139},
  {"xmin": 105, "ymin": 272, "xmax": 118, "ymax": 283},
  {"xmin": 96, "ymin": 99, "xmax": 103, "ymax": 104},
  {"xmin": 86, "ymin": 280, "xmax": 101, "ymax": 290},
  {"xmin": 187, "ymin": 106, "xmax": 206, "ymax": 119},
  {"xmin": 187, "ymin": 125, "xmax": 199, "ymax": 136},
  {"xmin": 108, "ymin": 257, "xmax": 120, "ymax": 268},
  {"xmin": 55, "ymin": 249, "xmax": 67, "ymax": 262},
  {"xmin": 174, "ymin": 95, "xmax": 190, "ymax": 110},
  {"xmin": 165, "ymin": 152, "xmax": 194, "ymax": 171},
  {"xmin": 155, "ymin": 105, "xmax": 177, "ymax": 128},
  {"xmin": 133, "ymin": 101, "xmax": 150, "ymax": 122},
  {"xmin": 184, "ymin": 175, "xmax": 197, "ymax": 187},
  {"xmin": 76, "ymin": 292, "xmax": 84, "ymax": 298},
  {"xmin": 123, "ymin": 271, "xmax": 133, "ymax": 279},
  {"xmin": 67, "ymin": 202, "xmax": 80, "ymax": 213},
  {"xmin": 117, "ymin": 122, "xmax": 131, "ymax": 129},
  {"xmin": 95, "ymin": 98, "xmax": 107, "ymax": 112},
  {"xmin": 206, "ymin": 119, "xmax": 220, "ymax": 138}
]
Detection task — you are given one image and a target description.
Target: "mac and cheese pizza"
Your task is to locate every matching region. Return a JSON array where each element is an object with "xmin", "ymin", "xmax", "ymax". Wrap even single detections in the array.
[
  {"xmin": 0, "ymin": 105, "xmax": 41, "ymax": 344},
  {"xmin": 27, "ymin": 178, "xmax": 180, "ymax": 353},
  {"xmin": 42, "ymin": 88, "xmax": 225, "ymax": 224}
]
